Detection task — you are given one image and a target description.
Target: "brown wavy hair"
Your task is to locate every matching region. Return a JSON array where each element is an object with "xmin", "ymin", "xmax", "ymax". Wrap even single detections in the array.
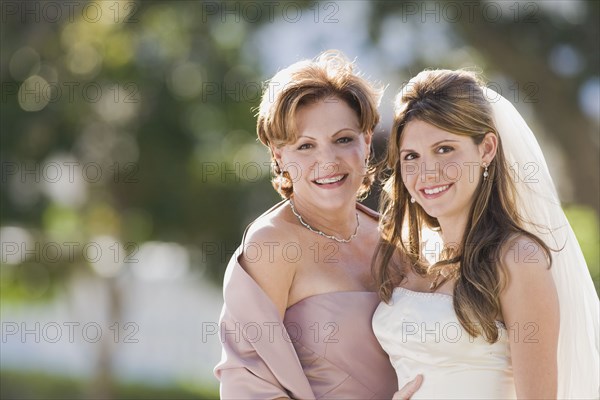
[
  {"xmin": 373, "ymin": 69, "xmax": 551, "ymax": 343},
  {"xmin": 256, "ymin": 50, "xmax": 383, "ymax": 199}
]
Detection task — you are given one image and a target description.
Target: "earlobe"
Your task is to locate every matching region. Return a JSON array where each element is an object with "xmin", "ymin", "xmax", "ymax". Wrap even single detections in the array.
[
  {"xmin": 364, "ymin": 131, "xmax": 373, "ymax": 147},
  {"xmin": 364, "ymin": 131, "xmax": 373, "ymax": 160},
  {"xmin": 271, "ymin": 145, "xmax": 283, "ymax": 164},
  {"xmin": 481, "ymin": 132, "xmax": 498, "ymax": 164}
]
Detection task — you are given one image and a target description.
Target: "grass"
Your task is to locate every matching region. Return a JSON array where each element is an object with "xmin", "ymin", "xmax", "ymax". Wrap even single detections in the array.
[{"xmin": 0, "ymin": 369, "xmax": 220, "ymax": 400}]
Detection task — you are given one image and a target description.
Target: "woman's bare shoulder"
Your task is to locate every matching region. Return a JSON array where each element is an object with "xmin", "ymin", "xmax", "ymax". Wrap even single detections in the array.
[{"xmin": 239, "ymin": 205, "xmax": 299, "ymax": 318}]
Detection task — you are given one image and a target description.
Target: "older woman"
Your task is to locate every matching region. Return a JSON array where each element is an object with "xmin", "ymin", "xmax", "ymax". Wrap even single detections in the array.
[{"xmin": 214, "ymin": 51, "xmax": 410, "ymax": 399}]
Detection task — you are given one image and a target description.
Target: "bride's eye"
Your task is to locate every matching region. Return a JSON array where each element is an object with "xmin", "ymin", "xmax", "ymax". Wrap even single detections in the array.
[
  {"xmin": 337, "ymin": 137, "xmax": 353, "ymax": 144},
  {"xmin": 437, "ymin": 146, "xmax": 454, "ymax": 154},
  {"xmin": 404, "ymin": 153, "xmax": 418, "ymax": 161}
]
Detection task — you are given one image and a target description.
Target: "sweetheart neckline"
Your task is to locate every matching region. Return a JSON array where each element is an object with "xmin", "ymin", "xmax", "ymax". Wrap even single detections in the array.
[
  {"xmin": 393, "ymin": 286, "xmax": 453, "ymax": 300},
  {"xmin": 287, "ymin": 290, "xmax": 378, "ymax": 310},
  {"xmin": 388, "ymin": 287, "xmax": 507, "ymax": 330}
]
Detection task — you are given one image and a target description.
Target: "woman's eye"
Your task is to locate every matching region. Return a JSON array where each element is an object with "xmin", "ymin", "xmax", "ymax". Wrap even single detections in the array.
[
  {"xmin": 337, "ymin": 137, "xmax": 353, "ymax": 144},
  {"xmin": 297, "ymin": 143, "xmax": 312, "ymax": 150},
  {"xmin": 404, "ymin": 153, "xmax": 418, "ymax": 161},
  {"xmin": 437, "ymin": 146, "xmax": 454, "ymax": 154}
]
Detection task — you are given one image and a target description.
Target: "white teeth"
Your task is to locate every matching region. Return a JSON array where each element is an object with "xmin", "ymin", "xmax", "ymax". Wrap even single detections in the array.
[
  {"xmin": 315, "ymin": 175, "xmax": 344, "ymax": 184},
  {"xmin": 424, "ymin": 185, "xmax": 449, "ymax": 195}
]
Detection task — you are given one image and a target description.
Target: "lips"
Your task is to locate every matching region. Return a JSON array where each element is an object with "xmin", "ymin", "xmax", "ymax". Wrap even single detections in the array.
[
  {"xmin": 419, "ymin": 183, "xmax": 453, "ymax": 198},
  {"xmin": 313, "ymin": 174, "xmax": 348, "ymax": 186}
]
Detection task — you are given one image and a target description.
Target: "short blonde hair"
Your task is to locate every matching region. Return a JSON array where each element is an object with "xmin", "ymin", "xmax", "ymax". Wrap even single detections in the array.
[{"xmin": 256, "ymin": 50, "xmax": 383, "ymax": 198}]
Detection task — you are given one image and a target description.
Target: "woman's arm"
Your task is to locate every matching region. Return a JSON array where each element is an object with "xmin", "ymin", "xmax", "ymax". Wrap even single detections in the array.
[
  {"xmin": 499, "ymin": 235, "xmax": 560, "ymax": 399},
  {"xmin": 240, "ymin": 223, "xmax": 297, "ymax": 320},
  {"xmin": 216, "ymin": 224, "xmax": 300, "ymax": 399},
  {"xmin": 219, "ymin": 365, "xmax": 291, "ymax": 399}
]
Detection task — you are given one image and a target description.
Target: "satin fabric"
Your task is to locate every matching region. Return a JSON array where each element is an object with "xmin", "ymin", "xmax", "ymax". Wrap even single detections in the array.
[
  {"xmin": 285, "ymin": 291, "xmax": 398, "ymax": 399},
  {"xmin": 214, "ymin": 246, "xmax": 314, "ymax": 399},
  {"xmin": 373, "ymin": 287, "xmax": 517, "ymax": 399},
  {"xmin": 215, "ymin": 201, "xmax": 398, "ymax": 399}
]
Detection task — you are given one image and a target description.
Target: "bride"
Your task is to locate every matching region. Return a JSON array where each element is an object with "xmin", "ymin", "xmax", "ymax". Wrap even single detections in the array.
[{"xmin": 372, "ymin": 69, "xmax": 599, "ymax": 399}]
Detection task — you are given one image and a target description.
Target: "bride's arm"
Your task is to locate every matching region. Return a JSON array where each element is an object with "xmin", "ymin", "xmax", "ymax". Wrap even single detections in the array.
[{"xmin": 499, "ymin": 235, "xmax": 559, "ymax": 399}]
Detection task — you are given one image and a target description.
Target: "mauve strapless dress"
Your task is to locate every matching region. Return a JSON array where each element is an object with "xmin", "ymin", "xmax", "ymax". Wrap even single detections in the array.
[{"xmin": 284, "ymin": 291, "xmax": 398, "ymax": 399}]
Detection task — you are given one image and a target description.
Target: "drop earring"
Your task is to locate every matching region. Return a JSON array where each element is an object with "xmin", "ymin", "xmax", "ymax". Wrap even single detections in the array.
[
  {"xmin": 365, "ymin": 146, "xmax": 374, "ymax": 167},
  {"xmin": 274, "ymin": 162, "xmax": 283, "ymax": 192},
  {"xmin": 277, "ymin": 171, "xmax": 283, "ymax": 191},
  {"xmin": 410, "ymin": 197, "xmax": 416, "ymax": 204},
  {"xmin": 483, "ymin": 162, "xmax": 489, "ymax": 179}
]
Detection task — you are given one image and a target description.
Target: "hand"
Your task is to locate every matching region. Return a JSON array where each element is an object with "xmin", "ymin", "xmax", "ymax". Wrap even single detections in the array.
[{"xmin": 392, "ymin": 375, "xmax": 423, "ymax": 400}]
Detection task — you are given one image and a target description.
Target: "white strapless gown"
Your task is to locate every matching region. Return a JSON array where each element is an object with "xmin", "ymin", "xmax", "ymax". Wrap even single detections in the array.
[{"xmin": 372, "ymin": 287, "xmax": 517, "ymax": 399}]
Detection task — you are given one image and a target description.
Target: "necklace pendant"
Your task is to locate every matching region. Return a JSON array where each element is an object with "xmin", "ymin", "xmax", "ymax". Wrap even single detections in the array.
[{"xmin": 288, "ymin": 198, "xmax": 359, "ymax": 243}]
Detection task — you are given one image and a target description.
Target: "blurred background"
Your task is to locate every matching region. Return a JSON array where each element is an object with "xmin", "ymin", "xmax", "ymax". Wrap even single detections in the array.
[{"xmin": 1, "ymin": 0, "xmax": 598, "ymax": 398}]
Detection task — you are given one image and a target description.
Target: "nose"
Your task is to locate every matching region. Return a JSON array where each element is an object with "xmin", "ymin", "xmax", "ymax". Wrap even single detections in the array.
[
  {"xmin": 314, "ymin": 143, "xmax": 340, "ymax": 177},
  {"xmin": 419, "ymin": 155, "xmax": 440, "ymax": 184}
]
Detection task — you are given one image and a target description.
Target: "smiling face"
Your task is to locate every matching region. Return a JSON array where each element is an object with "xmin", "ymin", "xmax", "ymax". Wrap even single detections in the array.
[
  {"xmin": 273, "ymin": 97, "xmax": 371, "ymax": 209},
  {"xmin": 400, "ymin": 120, "xmax": 495, "ymax": 224}
]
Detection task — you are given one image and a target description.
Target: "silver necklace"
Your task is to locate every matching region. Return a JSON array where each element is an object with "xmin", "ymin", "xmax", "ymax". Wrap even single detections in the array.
[{"xmin": 288, "ymin": 198, "xmax": 359, "ymax": 243}]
